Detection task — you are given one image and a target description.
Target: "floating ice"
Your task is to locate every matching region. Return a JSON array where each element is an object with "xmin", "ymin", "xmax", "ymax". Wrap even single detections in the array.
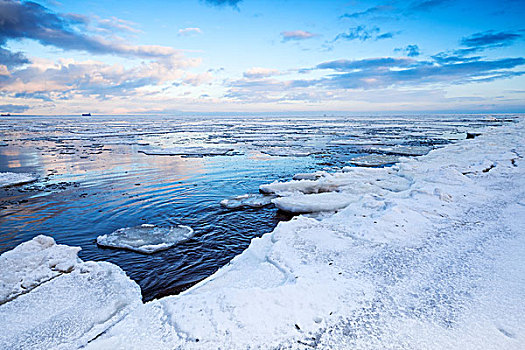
[
  {"xmin": 138, "ymin": 146, "xmax": 233, "ymax": 156},
  {"xmin": 0, "ymin": 172, "xmax": 37, "ymax": 188},
  {"xmin": 273, "ymin": 192, "xmax": 356, "ymax": 213},
  {"xmin": 259, "ymin": 148, "xmax": 317, "ymax": 157},
  {"xmin": 292, "ymin": 171, "xmax": 328, "ymax": 181},
  {"xmin": 364, "ymin": 145, "xmax": 432, "ymax": 156},
  {"xmin": 349, "ymin": 154, "xmax": 400, "ymax": 167},
  {"xmin": 96, "ymin": 224, "xmax": 194, "ymax": 254},
  {"xmin": 220, "ymin": 194, "xmax": 275, "ymax": 209}
]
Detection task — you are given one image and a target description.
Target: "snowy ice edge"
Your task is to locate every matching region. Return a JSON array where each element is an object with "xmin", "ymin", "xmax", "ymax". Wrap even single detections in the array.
[{"xmin": 1, "ymin": 117, "xmax": 524, "ymax": 349}]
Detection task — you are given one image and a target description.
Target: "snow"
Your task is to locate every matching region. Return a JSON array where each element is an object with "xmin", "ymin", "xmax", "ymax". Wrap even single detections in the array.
[
  {"xmin": 272, "ymin": 192, "xmax": 357, "ymax": 213},
  {"xmin": 97, "ymin": 224, "xmax": 194, "ymax": 254},
  {"xmin": 138, "ymin": 146, "xmax": 233, "ymax": 156},
  {"xmin": 0, "ymin": 235, "xmax": 80, "ymax": 305},
  {"xmin": 1, "ymin": 117, "xmax": 524, "ymax": 349},
  {"xmin": 0, "ymin": 172, "xmax": 37, "ymax": 187},
  {"xmin": 0, "ymin": 236, "xmax": 141, "ymax": 349},
  {"xmin": 220, "ymin": 194, "xmax": 275, "ymax": 209}
]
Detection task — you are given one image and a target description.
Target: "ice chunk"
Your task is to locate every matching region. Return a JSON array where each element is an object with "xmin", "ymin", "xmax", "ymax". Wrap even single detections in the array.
[
  {"xmin": 0, "ymin": 172, "xmax": 37, "ymax": 187},
  {"xmin": 349, "ymin": 154, "xmax": 399, "ymax": 167},
  {"xmin": 0, "ymin": 235, "xmax": 80, "ymax": 304},
  {"xmin": 220, "ymin": 194, "xmax": 275, "ymax": 209},
  {"xmin": 273, "ymin": 192, "xmax": 356, "ymax": 213},
  {"xmin": 96, "ymin": 224, "xmax": 194, "ymax": 254},
  {"xmin": 0, "ymin": 260, "xmax": 141, "ymax": 349},
  {"xmin": 138, "ymin": 146, "xmax": 233, "ymax": 156}
]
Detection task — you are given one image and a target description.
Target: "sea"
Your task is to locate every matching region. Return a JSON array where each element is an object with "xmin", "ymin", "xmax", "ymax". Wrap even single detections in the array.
[{"xmin": 0, "ymin": 114, "xmax": 516, "ymax": 301}]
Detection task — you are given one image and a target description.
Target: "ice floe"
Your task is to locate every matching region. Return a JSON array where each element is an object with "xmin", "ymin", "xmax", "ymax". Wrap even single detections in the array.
[
  {"xmin": 138, "ymin": 146, "xmax": 234, "ymax": 156},
  {"xmin": 220, "ymin": 194, "xmax": 275, "ymax": 209},
  {"xmin": 96, "ymin": 224, "xmax": 194, "ymax": 254},
  {"xmin": 0, "ymin": 172, "xmax": 37, "ymax": 188},
  {"xmin": 349, "ymin": 154, "xmax": 400, "ymax": 167}
]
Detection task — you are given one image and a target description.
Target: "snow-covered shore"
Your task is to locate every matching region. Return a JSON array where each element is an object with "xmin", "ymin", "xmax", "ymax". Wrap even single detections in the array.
[{"xmin": 1, "ymin": 118, "xmax": 524, "ymax": 349}]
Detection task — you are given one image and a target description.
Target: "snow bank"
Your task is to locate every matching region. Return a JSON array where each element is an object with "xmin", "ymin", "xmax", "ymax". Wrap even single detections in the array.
[
  {"xmin": 0, "ymin": 236, "xmax": 141, "ymax": 349},
  {"xmin": 0, "ymin": 235, "xmax": 80, "ymax": 304},
  {"xmin": 97, "ymin": 224, "xmax": 194, "ymax": 254},
  {"xmin": 0, "ymin": 172, "xmax": 37, "ymax": 187},
  {"xmin": 272, "ymin": 192, "xmax": 356, "ymax": 213}
]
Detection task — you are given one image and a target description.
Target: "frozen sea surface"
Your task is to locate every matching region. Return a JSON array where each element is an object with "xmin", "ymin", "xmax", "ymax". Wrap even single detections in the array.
[{"xmin": 0, "ymin": 114, "xmax": 515, "ymax": 302}]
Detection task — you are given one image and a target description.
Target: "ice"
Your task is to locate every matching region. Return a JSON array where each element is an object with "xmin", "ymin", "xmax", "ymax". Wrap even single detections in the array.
[
  {"xmin": 259, "ymin": 148, "xmax": 317, "ymax": 157},
  {"xmin": 220, "ymin": 194, "xmax": 275, "ymax": 209},
  {"xmin": 96, "ymin": 224, "xmax": 194, "ymax": 254},
  {"xmin": 292, "ymin": 171, "xmax": 328, "ymax": 181},
  {"xmin": 363, "ymin": 145, "xmax": 432, "ymax": 156},
  {"xmin": 138, "ymin": 146, "xmax": 234, "ymax": 156},
  {"xmin": 0, "ymin": 235, "xmax": 142, "ymax": 349},
  {"xmin": 349, "ymin": 154, "xmax": 400, "ymax": 167},
  {"xmin": 0, "ymin": 235, "xmax": 80, "ymax": 304},
  {"xmin": 0, "ymin": 172, "xmax": 37, "ymax": 187},
  {"xmin": 273, "ymin": 192, "xmax": 356, "ymax": 213}
]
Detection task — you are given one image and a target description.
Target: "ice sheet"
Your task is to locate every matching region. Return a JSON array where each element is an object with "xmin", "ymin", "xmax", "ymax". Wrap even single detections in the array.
[{"xmin": 220, "ymin": 194, "xmax": 275, "ymax": 209}]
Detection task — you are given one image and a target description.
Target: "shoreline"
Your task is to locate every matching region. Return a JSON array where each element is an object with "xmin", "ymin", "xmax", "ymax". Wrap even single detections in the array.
[{"xmin": 1, "ymin": 118, "xmax": 524, "ymax": 349}]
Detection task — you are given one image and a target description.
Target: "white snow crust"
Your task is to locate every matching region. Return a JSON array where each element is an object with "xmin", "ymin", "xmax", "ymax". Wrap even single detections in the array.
[
  {"xmin": 0, "ymin": 172, "xmax": 37, "ymax": 187},
  {"xmin": 97, "ymin": 224, "xmax": 194, "ymax": 254},
  {"xmin": 0, "ymin": 236, "xmax": 141, "ymax": 349}
]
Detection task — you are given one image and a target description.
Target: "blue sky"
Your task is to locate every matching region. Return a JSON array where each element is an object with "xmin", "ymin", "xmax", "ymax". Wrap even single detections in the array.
[{"xmin": 0, "ymin": 0, "xmax": 524, "ymax": 114}]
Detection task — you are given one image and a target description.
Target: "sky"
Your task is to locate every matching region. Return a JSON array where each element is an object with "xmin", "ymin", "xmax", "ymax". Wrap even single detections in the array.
[{"xmin": 0, "ymin": 0, "xmax": 524, "ymax": 115}]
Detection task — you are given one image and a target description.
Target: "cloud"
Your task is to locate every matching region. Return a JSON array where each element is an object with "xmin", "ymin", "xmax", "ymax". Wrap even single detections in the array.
[
  {"xmin": 395, "ymin": 44, "xmax": 421, "ymax": 57},
  {"xmin": 281, "ymin": 30, "xmax": 318, "ymax": 42},
  {"xmin": 0, "ymin": 0, "xmax": 178, "ymax": 59},
  {"xmin": 0, "ymin": 104, "xmax": 30, "ymax": 113},
  {"xmin": 0, "ymin": 47, "xmax": 29, "ymax": 68},
  {"xmin": 243, "ymin": 67, "xmax": 280, "ymax": 79},
  {"xmin": 333, "ymin": 26, "xmax": 396, "ymax": 42},
  {"xmin": 178, "ymin": 27, "xmax": 203, "ymax": 36},
  {"xmin": 314, "ymin": 56, "xmax": 525, "ymax": 89},
  {"xmin": 408, "ymin": 0, "xmax": 451, "ymax": 12},
  {"xmin": 202, "ymin": 0, "xmax": 242, "ymax": 8},
  {"xmin": 460, "ymin": 30, "xmax": 523, "ymax": 50},
  {"xmin": 340, "ymin": 5, "xmax": 394, "ymax": 19}
]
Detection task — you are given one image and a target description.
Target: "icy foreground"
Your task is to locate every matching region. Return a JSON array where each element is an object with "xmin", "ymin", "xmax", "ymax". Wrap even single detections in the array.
[
  {"xmin": 96, "ymin": 224, "xmax": 194, "ymax": 254},
  {"xmin": 0, "ymin": 172, "xmax": 37, "ymax": 187},
  {"xmin": 0, "ymin": 236, "xmax": 141, "ymax": 349},
  {"xmin": 2, "ymin": 119, "xmax": 525, "ymax": 349}
]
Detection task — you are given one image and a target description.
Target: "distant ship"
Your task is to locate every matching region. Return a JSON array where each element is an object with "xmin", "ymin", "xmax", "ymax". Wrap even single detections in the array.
[
  {"xmin": 1, "ymin": 113, "xmax": 11, "ymax": 116},
  {"xmin": 82, "ymin": 113, "xmax": 91, "ymax": 116}
]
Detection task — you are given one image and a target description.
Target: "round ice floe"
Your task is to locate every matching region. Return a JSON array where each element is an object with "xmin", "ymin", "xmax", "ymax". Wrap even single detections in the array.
[
  {"xmin": 96, "ymin": 224, "xmax": 194, "ymax": 254},
  {"xmin": 220, "ymin": 194, "xmax": 275, "ymax": 209},
  {"xmin": 0, "ymin": 172, "xmax": 37, "ymax": 188}
]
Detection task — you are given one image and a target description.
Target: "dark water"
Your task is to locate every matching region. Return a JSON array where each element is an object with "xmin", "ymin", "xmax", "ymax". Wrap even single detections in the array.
[{"xmin": 0, "ymin": 114, "xmax": 514, "ymax": 301}]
